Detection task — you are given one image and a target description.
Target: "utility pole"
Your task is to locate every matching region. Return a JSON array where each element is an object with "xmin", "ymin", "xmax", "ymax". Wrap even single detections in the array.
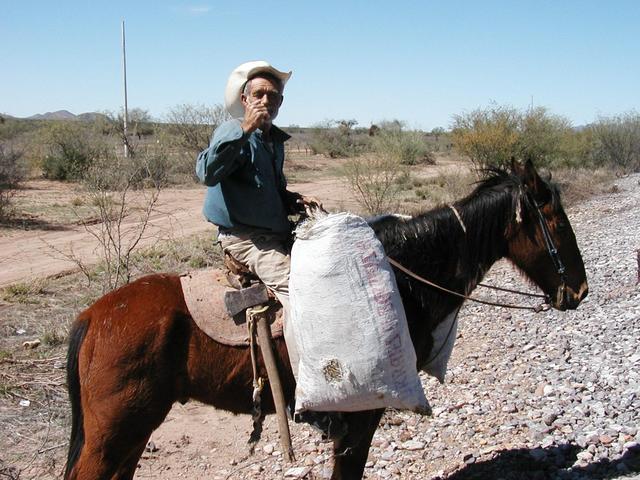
[{"xmin": 121, "ymin": 20, "xmax": 129, "ymax": 158}]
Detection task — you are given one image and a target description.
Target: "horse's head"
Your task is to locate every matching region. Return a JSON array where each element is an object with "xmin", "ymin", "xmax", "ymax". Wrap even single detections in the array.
[{"xmin": 506, "ymin": 159, "xmax": 588, "ymax": 311}]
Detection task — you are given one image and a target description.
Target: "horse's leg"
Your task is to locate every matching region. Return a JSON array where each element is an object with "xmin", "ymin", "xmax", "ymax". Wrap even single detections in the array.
[
  {"xmin": 69, "ymin": 381, "xmax": 174, "ymax": 479},
  {"xmin": 111, "ymin": 440, "xmax": 151, "ymax": 480},
  {"xmin": 331, "ymin": 409, "xmax": 385, "ymax": 480},
  {"xmin": 67, "ymin": 299, "xmax": 190, "ymax": 478}
]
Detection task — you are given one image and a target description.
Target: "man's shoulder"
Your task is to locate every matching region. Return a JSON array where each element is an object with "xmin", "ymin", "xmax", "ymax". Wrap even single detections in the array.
[
  {"xmin": 216, "ymin": 118, "xmax": 243, "ymax": 133},
  {"xmin": 271, "ymin": 125, "xmax": 291, "ymax": 142},
  {"xmin": 211, "ymin": 119, "xmax": 246, "ymax": 144}
]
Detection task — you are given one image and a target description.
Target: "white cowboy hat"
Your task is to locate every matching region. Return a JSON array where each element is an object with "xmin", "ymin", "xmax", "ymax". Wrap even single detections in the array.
[{"xmin": 224, "ymin": 60, "xmax": 292, "ymax": 119}]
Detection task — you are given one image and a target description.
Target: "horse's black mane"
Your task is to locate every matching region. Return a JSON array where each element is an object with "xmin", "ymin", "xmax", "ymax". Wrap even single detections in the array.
[
  {"xmin": 372, "ymin": 167, "xmax": 559, "ymax": 263},
  {"xmin": 369, "ymin": 167, "xmax": 559, "ymax": 362}
]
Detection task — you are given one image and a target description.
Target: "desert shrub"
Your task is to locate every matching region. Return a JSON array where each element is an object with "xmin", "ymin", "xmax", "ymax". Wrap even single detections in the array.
[
  {"xmin": 0, "ymin": 118, "xmax": 44, "ymax": 142},
  {"xmin": 451, "ymin": 104, "xmax": 573, "ymax": 171},
  {"xmin": 41, "ymin": 122, "xmax": 107, "ymax": 180},
  {"xmin": 73, "ymin": 149, "xmax": 169, "ymax": 290},
  {"xmin": 371, "ymin": 128, "xmax": 434, "ymax": 166},
  {"xmin": 342, "ymin": 153, "xmax": 407, "ymax": 215},
  {"xmin": 165, "ymin": 103, "xmax": 229, "ymax": 154},
  {"xmin": 589, "ymin": 111, "xmax": 640, "ymax": 172},
  {"xmin": 0, "ymin": 145, "xmax": 26, "ymax": 221},
  {"xmin": 412, "ymin": 171, "xmax": 476, "ymax": 206},
  {"xmin": 309, "ymin": 119, "xmax": 364, "ymax": 158},
  {"xmin": 550, "ymin": 167, "xmax": 617, "ymax": 206}
]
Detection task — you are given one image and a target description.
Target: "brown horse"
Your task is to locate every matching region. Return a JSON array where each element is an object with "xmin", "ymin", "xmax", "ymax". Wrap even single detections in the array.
[{"xmin": 64, "ymin": 160, "xmax": 588, "ymax": 479}]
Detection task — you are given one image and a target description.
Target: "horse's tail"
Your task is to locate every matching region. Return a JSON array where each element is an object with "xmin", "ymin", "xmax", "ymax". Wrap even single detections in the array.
[{"xmin": 64, "ymin": 316, "xmax": 89, "ymax": 479}]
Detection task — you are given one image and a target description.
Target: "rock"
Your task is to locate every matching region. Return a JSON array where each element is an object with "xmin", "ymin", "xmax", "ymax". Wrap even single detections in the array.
[
  {"xmin": 576, "ymin": 451, "xmax": 593, "ymax": 462},
  {"xmin": 263, "ymin": 444, "xmax": 274, "ymax": 455},
  {"xmin": 22, "ymin": 339, "xmax": 40, "ymax": 349},
  {"xmin": 543, "ymin": 413, "xmax": 558, "ymax": 426},
  {"xmin": 401, "ymin": 440, "xmax": 425, "ymax": 451},
  {"xmin": 284, "ymin": 466, "xmax": 311, "ymax": 478},
  {"xmin": 145, "ymin": 441, "xmax": 159, "ymax": 453},
  {"xmin": 599, "ymin": 434, "xmax": 614, "ymax": 444}
]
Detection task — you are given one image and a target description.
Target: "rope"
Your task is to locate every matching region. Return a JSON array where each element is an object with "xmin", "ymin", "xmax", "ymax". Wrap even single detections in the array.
[
  {"xmin": 387, "ymin": 257, "xmax": 550, "ymax": 313},
  {"xmin": 247, "ymin": 307, "xmax": 267, "ymax": 449},
  {"xmin": 477, "ymin": 282, "xmax": 547, "ymax": 299}
]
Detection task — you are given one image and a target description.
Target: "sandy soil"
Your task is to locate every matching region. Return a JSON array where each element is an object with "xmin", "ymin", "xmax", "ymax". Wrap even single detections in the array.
[{"xmin": 0, "ymin": 178, "xmax": 357, "ymax": 289}]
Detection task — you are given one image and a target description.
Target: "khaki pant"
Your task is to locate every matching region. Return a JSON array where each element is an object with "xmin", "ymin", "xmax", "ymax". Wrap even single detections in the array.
[{"xmin": 218, "ymin": 231, "xmax": 299, "ymax": 377}]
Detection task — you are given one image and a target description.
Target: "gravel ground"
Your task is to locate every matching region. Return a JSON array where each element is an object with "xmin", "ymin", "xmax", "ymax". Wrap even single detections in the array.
[{"xmin": 217, "ymin": 173, "xmax": 640, "ymax": 480}]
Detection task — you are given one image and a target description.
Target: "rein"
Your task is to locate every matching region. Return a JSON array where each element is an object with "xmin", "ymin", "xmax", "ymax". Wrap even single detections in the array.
[{"xmin": 387, "ymin": 257, "xmax": 550, "ymax": 313}]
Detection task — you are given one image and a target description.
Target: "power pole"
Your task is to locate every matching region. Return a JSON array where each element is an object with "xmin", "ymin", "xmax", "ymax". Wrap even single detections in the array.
[{"xmin": 121, "ymin": 20, "xmax": 129, "ymax": 158}]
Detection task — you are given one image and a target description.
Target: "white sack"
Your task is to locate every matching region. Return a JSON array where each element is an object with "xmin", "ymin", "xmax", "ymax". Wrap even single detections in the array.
[{"xmin": 289, "ymin": 212, "xmax": 429, "ymax": 413}]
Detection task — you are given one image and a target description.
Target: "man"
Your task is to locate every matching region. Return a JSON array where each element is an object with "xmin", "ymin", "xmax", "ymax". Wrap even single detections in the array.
[
  {"xmin": 196, "ymin": 60, "xmax": 316, "ymax": 370},
  {"xmin": 196, "ymin": 61, "xmax": 344, "ymax": 440}
]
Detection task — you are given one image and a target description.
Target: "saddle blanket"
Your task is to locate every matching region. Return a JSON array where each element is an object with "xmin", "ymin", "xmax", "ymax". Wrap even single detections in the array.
[{"xmin": 180, "ymin": 268, "xmax": 283, "ymax": 347}]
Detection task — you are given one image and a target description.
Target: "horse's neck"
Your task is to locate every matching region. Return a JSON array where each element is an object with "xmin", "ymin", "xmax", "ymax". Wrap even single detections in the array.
[
  {"xmin": 453, "ymin": 189, "xmax": 515, "ymax": 292},
  {"xmin": 394, "ymin": 193, "xmax": 512, "ymax": 296}
]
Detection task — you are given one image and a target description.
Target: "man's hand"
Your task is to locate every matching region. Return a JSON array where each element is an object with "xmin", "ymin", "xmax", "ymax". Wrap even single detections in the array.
[
  {"xmin": 297, "ymin": 195, "xmax": 324, "ymax": 214},
  {"xmin": 241, "ymin": 100, "xmax": 270, "ymax": 134}
]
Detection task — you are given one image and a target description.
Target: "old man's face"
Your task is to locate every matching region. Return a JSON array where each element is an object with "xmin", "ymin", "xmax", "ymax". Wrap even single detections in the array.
[{"xmin": 241, "ymin": 76, "xmax": 283, "ymax": 126}]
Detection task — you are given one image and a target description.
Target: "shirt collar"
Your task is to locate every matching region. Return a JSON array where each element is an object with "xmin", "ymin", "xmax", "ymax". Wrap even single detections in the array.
[{"xmin": 257, "ymin": 125, "xmax": 291, "ymax": 142}]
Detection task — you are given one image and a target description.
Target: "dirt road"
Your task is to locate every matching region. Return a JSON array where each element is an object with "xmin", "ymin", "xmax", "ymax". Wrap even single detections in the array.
[{"xmin": 0, "ymin": 179, "xmax": 357, "ymax": 289}]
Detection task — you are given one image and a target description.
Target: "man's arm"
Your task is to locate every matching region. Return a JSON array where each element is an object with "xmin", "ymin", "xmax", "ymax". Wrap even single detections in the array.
[{"xmin": 196, "ymin": 120, "xmax": 251, "ymax": 187}]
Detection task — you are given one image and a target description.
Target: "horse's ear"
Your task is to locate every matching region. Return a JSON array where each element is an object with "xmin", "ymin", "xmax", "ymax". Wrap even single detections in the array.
[
  {"xmin": 522, "ymin": 158, "xmax": 543, "ymax": 193},
  {"xmin": 509, "ymin": 156, "xmax": 520, "ymax": 174}
]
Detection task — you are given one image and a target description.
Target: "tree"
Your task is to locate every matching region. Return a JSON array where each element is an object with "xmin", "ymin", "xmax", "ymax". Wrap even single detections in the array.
[
  {"xmin": 430, "ymin": 127, "xmax": 445, "ymax": 142},
  {"xmin": 451, "ymin": 104, "xmax": 573, "ymax": 171},
  {"xmin": 96, "ymin": 108, "xmax": 154, "ymax": 157},
  {"xmin": 309, "ymin": 119, "xmax": 363, "ymax": 158},
  {"xmin": 165, "ymin": 103, "xmax": 229, "ymax": 154}
]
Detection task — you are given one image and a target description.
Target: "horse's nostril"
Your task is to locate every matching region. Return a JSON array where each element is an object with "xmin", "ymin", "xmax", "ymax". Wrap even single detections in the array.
[{"xmin": 579, "ymin": 288, "xmax": 589, "ymax": 301}]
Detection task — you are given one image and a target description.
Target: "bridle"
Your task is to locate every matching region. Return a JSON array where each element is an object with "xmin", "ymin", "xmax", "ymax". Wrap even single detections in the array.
[
  {"xmin": 387, "ymin": 187, "xmax": 568, "ymax": 313},
  {"xmin": 529, "ymin": 194, "xmax": 568, "ymax": 304}
]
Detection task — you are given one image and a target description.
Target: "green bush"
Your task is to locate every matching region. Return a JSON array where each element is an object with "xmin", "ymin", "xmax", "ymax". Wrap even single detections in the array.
[
  {"xmin": 371, "ymin": 129, "xmax": 434, "ymax": 166},
  {"xmin": 0, "ymin": 145, "xmax": 26, "ymax": 221},
  {"xmin": 41, "ymin": 122, "xmax": 106, "ymax": 180},
  {"xmin": 451, "ymin": 104, "xmax": 574, "ymax": 170},
  {"xmin": 309, "ymin": 120, "xmax": 364, "ymax": 158}
]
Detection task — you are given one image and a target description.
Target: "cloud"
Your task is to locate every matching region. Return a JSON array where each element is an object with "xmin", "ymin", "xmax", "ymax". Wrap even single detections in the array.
[{"xmin": 186, "ymin": 5, "xmax": 211, "ymax": 15}]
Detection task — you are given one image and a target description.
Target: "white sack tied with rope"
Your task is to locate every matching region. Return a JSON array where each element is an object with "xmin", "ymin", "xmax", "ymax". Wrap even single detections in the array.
[{"xmin": 289, "ymin": 212, "xmax": 430, "ymax": 414}]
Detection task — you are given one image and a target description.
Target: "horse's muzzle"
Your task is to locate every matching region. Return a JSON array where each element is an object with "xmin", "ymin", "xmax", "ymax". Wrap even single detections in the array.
[{"xmin": 555, "ymin": 282, "xmax": 588, "ymax": 311}]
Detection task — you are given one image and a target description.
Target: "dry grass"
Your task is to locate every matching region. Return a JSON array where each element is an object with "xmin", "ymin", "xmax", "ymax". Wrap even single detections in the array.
[
  {"xmin": 1, "ymin": 279, "xmax": 49, "ymax": 304},
  {"xmin": 549, "ymin": 167, "xmax": 618, "ymax": 206},
  {"xmin": 400, "ymin": 170, "xmax": 477, "ymax": 213}
]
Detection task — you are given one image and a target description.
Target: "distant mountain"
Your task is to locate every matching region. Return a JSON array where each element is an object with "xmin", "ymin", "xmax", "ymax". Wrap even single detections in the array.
[
  {"xmin": 3, "ymin": 110, "xmax": 108, "ymax": 122},
  {"xmin": 77, "ymin": 112, "xmax": 108, "ymax": 122},
  {"xmin": 27, "ymin": 110, "xmax": 77, "ymax": 120}
]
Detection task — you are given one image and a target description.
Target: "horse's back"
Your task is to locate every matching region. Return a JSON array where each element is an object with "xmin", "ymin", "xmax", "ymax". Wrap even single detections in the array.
[{"xmin": 79, "ymin": 273, "xmax": 187, "ymax": 323}]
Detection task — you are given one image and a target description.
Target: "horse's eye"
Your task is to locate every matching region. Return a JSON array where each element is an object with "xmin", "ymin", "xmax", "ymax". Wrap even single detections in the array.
[{"xmin": 556, "ymin": 222, "xmax": 567, "ymax": 232}]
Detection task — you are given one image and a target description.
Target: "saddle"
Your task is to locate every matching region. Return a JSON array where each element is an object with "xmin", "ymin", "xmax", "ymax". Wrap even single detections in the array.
[{"xmin": 180, "ymin": 253, "xmax": 284, "ymax": 347}]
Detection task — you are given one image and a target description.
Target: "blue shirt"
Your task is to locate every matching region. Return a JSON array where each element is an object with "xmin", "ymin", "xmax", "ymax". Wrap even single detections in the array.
[{"xmin": 196, "ymin": 119, "xmax": 292, "ymax": 233}]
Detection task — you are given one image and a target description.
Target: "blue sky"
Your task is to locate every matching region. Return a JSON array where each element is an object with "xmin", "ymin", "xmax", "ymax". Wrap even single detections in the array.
[{"xmin": 1, "ymin": 0, "xmax": 639, "ymax": 130}]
